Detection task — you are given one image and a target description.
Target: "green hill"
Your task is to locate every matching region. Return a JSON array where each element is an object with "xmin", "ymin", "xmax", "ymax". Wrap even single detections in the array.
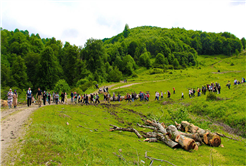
[{"xmin": 8, "ymin": 52, "xmax": 246, "ymax": 165}]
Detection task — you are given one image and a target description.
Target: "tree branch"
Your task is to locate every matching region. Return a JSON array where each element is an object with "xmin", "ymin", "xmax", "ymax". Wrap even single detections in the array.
[{"xmin": 145, "ymin": 151, "xmax": 176, "ymax": 166}]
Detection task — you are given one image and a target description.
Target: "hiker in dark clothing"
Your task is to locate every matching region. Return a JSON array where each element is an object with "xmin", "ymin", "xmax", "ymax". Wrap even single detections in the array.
[
  {"xmin": 218, "ymin": 85, "xmax": 221, "ymax": 94},
  {"xmin": 61, "ymin": 92, "xmax": 65, "ymax": 103},
  {"xmin": 167, "ymin": 91, "xmax": 171, "ymax": 98},
  {"xmin": 95, "ymin": 93, "xmax": 100, "ymax": 104},
  {"xmin": 118, "ymin": 93, "xmax": 121, "ymax": 102},
  {"xmin": 71, "ymin": 92, "xmax": 74, "ymax": 103},
  {"xmin": 85, "ymin": 94, "xmax": 89, "ymax": 105},
  {"xmin": 91, "ymin": 94, "xmax": 94, "ymax": 104},
  {"xmin": 43, "ymin": 91, "xmax": 47, "ymax": 105},
  {"xmin": 26, "ymin": 88, "xmax": 32, "ymax": 107}
]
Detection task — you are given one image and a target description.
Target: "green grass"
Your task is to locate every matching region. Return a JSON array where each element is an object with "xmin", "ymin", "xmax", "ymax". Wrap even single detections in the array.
[
  {"xmin": 10, "ymin": 54, "xmax": 246, "ymax": 165},
  {"xmin": 12, "ymin": 103, "xmax": 246, "ymax": 165}
]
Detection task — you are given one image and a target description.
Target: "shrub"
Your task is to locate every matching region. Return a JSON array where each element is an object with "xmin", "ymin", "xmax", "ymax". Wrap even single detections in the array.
[
  {"xmin": 168, "ymin": 107, "xmax": 191, "ymax": 123},
  {"xmin": 76, "ymin": 78, "xmax": 89, "ymax": 87},
  {"xmin": 218, "ymin": 70, "xmax": 220, "ymax": 72},
  {"xmin": 230, "ymin": 63, "xmax": 234, "ymax": 66},
  {"xmin": 54, "ymin": 79, "xmax": 70, "ymax": 94},
  {"xmin": 206, "ymin": 92, "xmax": 216, "ymax": 101},
  {"xmin": 149, "ymin": 68, "xmax": 163, "ymax": 75},
  {"xmin": 131, "ymin": 72, "xmax": 138, "ymax": 78},
  {"xmin": 169, "ymin": 71, "xmax": 173, "ymax": 74}
]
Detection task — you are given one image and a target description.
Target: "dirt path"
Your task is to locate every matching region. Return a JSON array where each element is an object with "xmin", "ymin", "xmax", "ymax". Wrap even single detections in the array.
[
  {"xmin": 111, "ymin": 79, "xmax": 169, "ymax": 91},
  {"xmin": 0, "ymin": 103, "xmax": 54, "ymax": 164}
]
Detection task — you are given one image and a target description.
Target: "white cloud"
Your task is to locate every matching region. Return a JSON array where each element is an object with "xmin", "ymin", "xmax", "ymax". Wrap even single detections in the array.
[{"xmin": 1, "ymin": 0, "xmax": 245, "ymax": 47}]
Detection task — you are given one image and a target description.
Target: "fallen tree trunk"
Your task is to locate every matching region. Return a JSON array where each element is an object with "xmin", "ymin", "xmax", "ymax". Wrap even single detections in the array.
[
  {"xmin": 177, "ymin": 121, "xmax": 221, "ymax": 147},
  {"xmin": 141, "ymin": 131, "xmax": 179, "ymax": 148},
  {"xmin": 179, "ymin": 132, "xmax": 203, "ymax": 143},
  {"xmin": 109, "ymin": 124, "xmax": 142, "ymax": 138},
  {"xmin": 166, "ymin": 125, "xmax": 198, "ymax": 151}
]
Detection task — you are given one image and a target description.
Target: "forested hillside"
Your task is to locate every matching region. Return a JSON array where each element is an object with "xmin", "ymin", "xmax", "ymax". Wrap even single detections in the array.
[{"xmin": 1, "ymin": 25, "xmax": 245, "ymax": 94}]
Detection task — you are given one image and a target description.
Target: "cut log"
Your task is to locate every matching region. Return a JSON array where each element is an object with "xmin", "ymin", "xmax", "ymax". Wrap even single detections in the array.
[
  {"xmin": 142, "ymin": 132, "xmax": 158, "ymax": 138},
  {"xmin": 144, "ymin": 120, "xmax": 180, "ymax": 148},
  {"xmin": 157, "ymin": 133, "xmax": 179, "ymax": 148},
  {"xmin": 179, "ymin": 132, "xmax": 203, "ymax": 143},
  {"xmin": 166, "ymin": 125, "xmax": 198, "ymax": 151},
  {"xmin": 109, "ymin": 124, "xmax": 142, "ymax": 138},
  {"xmin": 176, "ymin": 121, "xmax": 221, "ymax": 147}
]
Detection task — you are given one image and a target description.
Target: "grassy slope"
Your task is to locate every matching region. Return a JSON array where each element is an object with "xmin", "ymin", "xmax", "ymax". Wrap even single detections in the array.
[{"xmin": 11, "ymin": 54, "xmax": 246, "ymax": 165}]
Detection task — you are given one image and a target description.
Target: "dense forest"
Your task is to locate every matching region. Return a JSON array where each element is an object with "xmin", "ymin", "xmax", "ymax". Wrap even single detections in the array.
[{"xmin": 1, "ymin": 25, "xmax": 245, "ymax": 95}]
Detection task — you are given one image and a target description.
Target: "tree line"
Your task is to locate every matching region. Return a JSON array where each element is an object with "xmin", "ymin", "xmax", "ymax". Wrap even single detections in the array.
[{"xmin": 1, "ymin": 25, "xmax": 245, "ymax": 95}]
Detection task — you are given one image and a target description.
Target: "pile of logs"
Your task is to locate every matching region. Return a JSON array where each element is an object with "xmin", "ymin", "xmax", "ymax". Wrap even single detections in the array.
[{"xmin": 109, "ymin": 120, "xmax": 221, "ymax": 151}]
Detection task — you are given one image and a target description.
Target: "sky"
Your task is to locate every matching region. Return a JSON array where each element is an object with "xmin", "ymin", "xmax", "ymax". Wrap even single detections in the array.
[{"xmin": 1, "ymin": 0, "xmax": 245, "ymax": 47}]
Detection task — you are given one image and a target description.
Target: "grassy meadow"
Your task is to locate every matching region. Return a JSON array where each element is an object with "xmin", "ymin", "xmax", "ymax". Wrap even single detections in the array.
[{"xmin": 9, "ymin": 54, "xmax": 246, "ymax": 165}]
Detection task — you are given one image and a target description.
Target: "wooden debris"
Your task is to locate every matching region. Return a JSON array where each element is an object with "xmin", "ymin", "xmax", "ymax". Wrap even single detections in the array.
[
  {"xmin": 110, "ymin": 124, "xmax": 142, "ymax": 138},
  {"xmin": 145, "ymin": 151, "xmax": 176, "ymax": 166},
  {"xmin": 137, "ymin": 123, "xmax": 157, "ymax": 130},
  {"xmin": 176, "ymin": 121, "xmax": 221, "ymax": 147},
  {"xmin": 216, "ymin": 132, "xmax": 239, "ymax": 141},
  {"xmin": 166, "ymin": 125, "xmax": 198, "ymax": 151}
]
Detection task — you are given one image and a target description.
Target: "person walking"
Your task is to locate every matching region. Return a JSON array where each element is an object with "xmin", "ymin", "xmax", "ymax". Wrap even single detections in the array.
[
  {"xmin": 71, "ymin": 91, "xmax": 74, "ymax": 103},
  {"xmin": 95, "ymin": 93, "xmax": 100, "ymax": 104},
  {"xmin": 61, "ymin": 92, "xmax": 65, "ymax": 104},
  {"xmin": 218, "ymin": 85, "xmax": 221, "ymax": 94},
  {"xmin": 181, "ymin": 92, "xmax": 184, "ymax": 99},
  {"xmin": 7, "ymin": 89, "xmax": 13, "ymax": 109},
  {"xmin": 48, "ymin": 92, "xmax": 51, "ymax": 104},
  {"xmin": 55, "ymin": 92, "xmax": 59, "ymax": 104},
  {"xmin": 161, "ymin": 91, "xmax": 163, "ymax": 100},
  {"xmin": 65, "ymin": 92, "xmax": 68, "ymax": 104},
  {"xmin": 43, "ymin": 91, "xmax": 47, "ymax": 105},
  {"xmin": 36, "ymin": 88, "xmax": 42, "ymax": 107},
  {"xmin": 173, "ymin": 87, "xmax": 175, "ymax": 94},
  {"xmin": 167, "ymin": 91, "xmax": 171, "ymax": 98},
  {"xmin": 74, "ymin": 92, "xmax": 78, "ymax": 104},
  {"xmin": 13, "ymin": 90, "xmax": 18, "ymax": 108},
  {"xmin": 118, "ymin": 93, "xmax": 121, "ymax": 102},
  {"xmin": 107, "ymin": 93, "xmax": 111, "ymax": 103},
  {"xmin": 52, "ymin": 92, "xmax": 55, "ymax": 103},
  {"xmin": 26, "ymin": 88, "xmax": 32, "ymax": 107},
  {"xmin": 85, "ymin": 94, "xmax": 89, "ymax": 105}
]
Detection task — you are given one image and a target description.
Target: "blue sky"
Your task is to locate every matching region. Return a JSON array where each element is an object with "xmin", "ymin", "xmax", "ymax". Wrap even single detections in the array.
[{"xmin": 1, "ymin": 0, "xmax": 245, "ymax": 47}]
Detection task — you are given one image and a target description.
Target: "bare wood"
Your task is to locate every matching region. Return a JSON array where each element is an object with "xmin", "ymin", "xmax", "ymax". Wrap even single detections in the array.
[
  {"xmin": 145, "ymin": 120, "xmax": 167, "ymax": 134},
  {"xmin": 177, "ymin": 121, "xmax": 221, "ymax": 147},
  {"xmin": 145, "ymin": 151, "xmax": 176, "ymax": 166},
  {"xmin": 179, "ymin": 132, "xmax": 203, "ymax": 143},
  {"xmin": 110, "ymin": 124, "xmax": 142, "ymax": 138},
  {"xmin": 144, "ymin": 138, "xmax": 158, "ymax": 142},
  {"xmin": 157, "ymin": 133, "xmax": 179, "ymax": 148},
  {"xmin": 216, "ymin": 132, "xmax": 239, "ymax": 141},
  {"xmin": 166, "ymin": 125, "xmax": 198, "ymax": 151},
  {"xmin": 137, "ymin": 123, "xmax": 157, "ymax": 130},
  {"xmin": 143, "ymin": 132, "xmax": 158, "ymax": 138},
  {"xmin": 144, "ymin": 120, "xmax": 179, "ymax": 148}
]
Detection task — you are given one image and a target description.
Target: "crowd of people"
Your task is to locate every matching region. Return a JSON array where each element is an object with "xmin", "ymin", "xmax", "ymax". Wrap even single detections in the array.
[{"xmin": 5, "ymin": 77, "xmax": 246, "ymax": 109}]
